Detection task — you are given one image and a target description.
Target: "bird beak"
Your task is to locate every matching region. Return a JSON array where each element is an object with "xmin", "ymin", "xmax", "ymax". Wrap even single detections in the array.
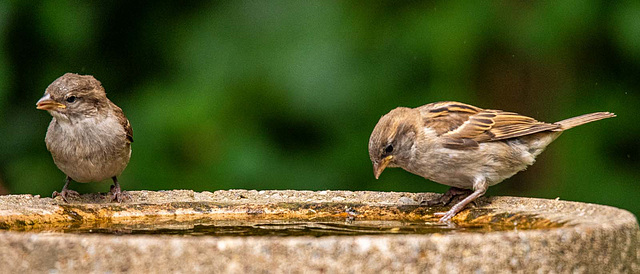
[
  {"xmin": 373, "ymin": 155, "xmax": 393, "ymax": 179},
  {"xmin": 36, "ymin": 94, "xmax": 66, "ymax": 110}
]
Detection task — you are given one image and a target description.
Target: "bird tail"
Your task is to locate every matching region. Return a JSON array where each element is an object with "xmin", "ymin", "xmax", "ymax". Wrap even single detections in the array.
[{"xmin": 553, "ymin": 112, "xmax": 616, "ymax": 131}]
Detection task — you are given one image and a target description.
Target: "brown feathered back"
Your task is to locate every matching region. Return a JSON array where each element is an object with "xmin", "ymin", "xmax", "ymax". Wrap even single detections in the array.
[{"xmin": 417, "ymin": 101, "xmax": 613, "ymax": 150}]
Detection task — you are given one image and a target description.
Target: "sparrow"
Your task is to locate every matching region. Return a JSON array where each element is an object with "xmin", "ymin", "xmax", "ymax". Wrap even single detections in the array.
[
  {"xmin": 36, "ymin": 73, "xmax": 133, "ymax": 202},
  {"xmin": 368, "ymin": 101, "xmax": 615, "ymax": 222}
]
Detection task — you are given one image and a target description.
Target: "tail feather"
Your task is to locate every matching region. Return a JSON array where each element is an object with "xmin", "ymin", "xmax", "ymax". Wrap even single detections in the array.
[{"xmin": 554, "ymin": 112, "xmax": 616, "ymax": 131}]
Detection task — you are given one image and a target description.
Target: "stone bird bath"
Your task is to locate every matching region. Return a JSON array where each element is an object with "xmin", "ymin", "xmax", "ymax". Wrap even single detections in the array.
[{"xmin": 0, "ymin": 190, "xmax": 637, "ymax": 273}]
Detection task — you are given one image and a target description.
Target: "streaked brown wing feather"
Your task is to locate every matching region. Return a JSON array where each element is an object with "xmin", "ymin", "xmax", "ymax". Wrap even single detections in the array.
[
  {"xmin": 112, "ymin": 103, "xmax": 133, "ymax": 143},
  {"xmin": 446, "ymin": 110, "xmax": 559, "ymax": 142},
  {"xmin": 419, "ymin": 102, "xmax": 481, "ymax": 135},
  {"xmin": 122, "ymin": 118, "xmax": 133, "ymax": 143},
  {"xmin": 420, "ymin": 102, "xmax": 560, "ymax": 150}
]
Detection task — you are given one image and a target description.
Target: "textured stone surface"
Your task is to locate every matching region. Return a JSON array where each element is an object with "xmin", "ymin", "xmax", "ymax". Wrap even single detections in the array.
[{"xmin": 0, "ymin": 190, "xmax": 638, "ymax": 273}]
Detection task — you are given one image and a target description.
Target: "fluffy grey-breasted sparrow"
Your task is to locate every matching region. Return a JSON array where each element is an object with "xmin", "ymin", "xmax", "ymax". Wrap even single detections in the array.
[
  {"xmin": 36, "ymin": 73, "xmax": 133, "ymax": 202},
  {"xmin": 368, "ymin": 101, "xmax": 615, "ymax": 222}
]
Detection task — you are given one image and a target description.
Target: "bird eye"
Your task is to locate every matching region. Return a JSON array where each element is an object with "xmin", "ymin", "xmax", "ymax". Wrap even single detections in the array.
[
  {"xmin": 384, "ymin": 144, "xmax": 394, "ymax": 154},
  {"xmin": 66, "ymin": 96, "xmax": 77, "ymax": 103}
]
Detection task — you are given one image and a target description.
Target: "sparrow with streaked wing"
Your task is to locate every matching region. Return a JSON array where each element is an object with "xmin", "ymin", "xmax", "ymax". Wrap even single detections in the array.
[{"xmin": 368, "ymin": 101, "xmax": 615, "ymax": 222}]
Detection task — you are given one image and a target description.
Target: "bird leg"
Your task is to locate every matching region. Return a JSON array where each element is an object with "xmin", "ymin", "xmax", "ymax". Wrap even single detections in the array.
[
  {"xmin": 421, "ymin": 187, "xmax": 473, "ymax": 206},
  {"xmin": 52, "ymin": 176, "xmax": 79, "ymax": 202},
  {"xmin": 434, "ymin": 178, "xmax": 487, "ymax": 223},
  {"xmin": 109, "ymin": 176, "xmax": 129, "ymax": 202}
]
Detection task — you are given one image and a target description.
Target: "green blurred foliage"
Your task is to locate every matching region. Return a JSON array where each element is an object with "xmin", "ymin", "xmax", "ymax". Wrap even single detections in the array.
[{"xmin": 0, "ymin": 1, "xmax": 638, "ymax": 217}]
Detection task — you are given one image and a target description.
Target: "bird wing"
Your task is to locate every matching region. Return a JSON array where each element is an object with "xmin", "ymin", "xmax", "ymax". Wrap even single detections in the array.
[
  {"xmin": 122, "ymin": 117, "xmax": 134, "ymax": 143},
  {"xmin": 113, "ymin": 105, "xmax": 133, "ymax": 143},
  {"xmin": 419, "ymin": 102, "xmax": 559, "ymax": 149},
  {"xmin": 419, "ymin": 102, "xmax": 483, "ymax": 135}
]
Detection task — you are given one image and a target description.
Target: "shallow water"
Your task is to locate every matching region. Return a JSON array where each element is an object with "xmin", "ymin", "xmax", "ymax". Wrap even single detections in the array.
[
  {"xmin": 69, "ymin": 220, "xmax": 488, "ymax": 236},
  {"xmin": 0, "ymin": 200, "xmax": 565, "ymax": 236},
  {"xmin": 4, "ymin": 215, "xmax": 561, "ymax": 236}
]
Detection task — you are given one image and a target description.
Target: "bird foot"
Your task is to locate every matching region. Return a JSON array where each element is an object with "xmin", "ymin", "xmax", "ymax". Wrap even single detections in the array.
[
  {"xmin": 434, "ymin": 210, "xmax": 458, "ymax": 223},
  {"xmin": 52, "ymin": 189, "xmax": 79, "ymax": 202},
  {"xmin": 421, "ymin": 187, "xmax": 472, "ymax": 206},
  {"xmin": 432, "ymin": 186, "xmax": 486, "ymax": 223},
  {"xmin": 109, "ymin": 184, "xmax": 131, "ymax": 203}
]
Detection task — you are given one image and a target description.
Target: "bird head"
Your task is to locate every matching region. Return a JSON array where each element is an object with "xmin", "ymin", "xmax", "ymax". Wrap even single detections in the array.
[
  {"xmin": 36, "ymin": 73, "xmax": 108, "ymax": 120},
  {"xmin": 368, "ymin": 107, "xmax": 421, "ymax": 179}
]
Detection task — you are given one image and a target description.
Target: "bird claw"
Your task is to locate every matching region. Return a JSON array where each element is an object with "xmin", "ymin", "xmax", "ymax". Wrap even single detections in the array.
[
  {"xmin": 434, "ymin": 210, "xmax": 456, "ymax": 223},
  {"xmin": 52, "ymin": 189, "xmax": 79, "ymax": 202},
  {"xmin": 109, "ymin": 184, "xmax": 130, "ymax": 203},
  {"xmin": 110, "ymin": 191, "xmax": 129, "ymax": 203}
]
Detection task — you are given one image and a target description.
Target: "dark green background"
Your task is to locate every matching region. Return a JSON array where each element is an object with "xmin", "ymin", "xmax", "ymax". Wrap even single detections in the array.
[{"xmin": 0, "ymin": 1, "xmax": 638, "ymax": 217}]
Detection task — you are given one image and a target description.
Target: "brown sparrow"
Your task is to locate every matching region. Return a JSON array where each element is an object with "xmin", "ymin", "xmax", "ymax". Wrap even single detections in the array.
[
  {"xmin": 368, "ymin": 101, "xmax": 615, "ymax": 222},
  {"xmin": 36, "ymin": 73, "xmax": 133, "ymax": 202}
]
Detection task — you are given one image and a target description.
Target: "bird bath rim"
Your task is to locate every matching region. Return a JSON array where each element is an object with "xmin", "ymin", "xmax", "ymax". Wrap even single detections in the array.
[{"xmin": 0, "ymin": 190, "xmax": 637, "ymax": 273}]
